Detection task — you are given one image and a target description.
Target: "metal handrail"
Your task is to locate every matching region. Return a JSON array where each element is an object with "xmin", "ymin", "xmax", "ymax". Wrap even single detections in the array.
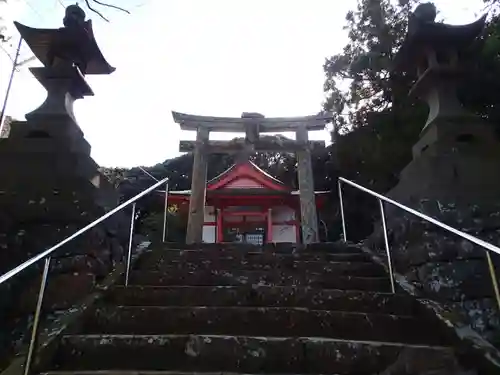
[
  {"xmin": 0, "ymin": 176, "xmax": 169, "ymax": 375},
  {"xmin": 0, "ymin": 176, "xmax": 168, "ymax": 285},
  {"xmin": 337, "ymin": 177, "xmax": 500, "ymax": 310}
]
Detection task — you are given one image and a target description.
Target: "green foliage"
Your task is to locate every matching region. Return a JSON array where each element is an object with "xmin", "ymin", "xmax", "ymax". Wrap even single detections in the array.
[
  {"xmin": 485, "ymin": 0, "xmax": 500, "ymax": 15},
  {"xmin": 323, "ymin": 0, "xmax": 416, "ymax": 131},
  {"xmin": 140, "ymin": 211, "xmax": 187, "ymax": 243},
  {"xmin": 459, "ymin": 13, "xmax": 500, "ymax": 133},
  {"xmin": 320, "ymin": 0, "xmax": 420, "ymax": 239}
]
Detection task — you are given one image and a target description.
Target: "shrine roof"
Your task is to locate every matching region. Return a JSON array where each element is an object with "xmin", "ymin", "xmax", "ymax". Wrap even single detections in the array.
[
  {"xmin": 166, "ymin": 160, "xmax": 331, "ymax": 197},
  {"xmin": 206, "ymin": 161, "xmax": 288, "ymax": 192},
  {"xmin": 171, "ymin": 111, "xmax": 332, "ymax": 132}
]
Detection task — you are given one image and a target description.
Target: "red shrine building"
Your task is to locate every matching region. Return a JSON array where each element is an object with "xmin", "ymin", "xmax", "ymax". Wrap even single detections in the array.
[{"xmin": 167, "ymin": 161, "xmax": 328, "ymax": 244}]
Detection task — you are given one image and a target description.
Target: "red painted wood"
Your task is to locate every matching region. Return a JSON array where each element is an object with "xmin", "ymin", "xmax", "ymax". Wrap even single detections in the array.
[
  {"xmin": 225, "ymin": 177, "xmax": 265, "ymax": 189},
  {"xmin": 267, "ymin": 208, "xmax": 273, "ymax": 243},
  {"xmin": 215, "ymin": 220, "xmax": 295, "ymax": 226},
  {"xmin": 166, "ymin": 194, "xmax": 326, "ymax": 207},
  {"xmin": 216, "ymin": 209, "xmax": 223, "ymax": 243},
  {"xmin": 223, "ymin": 211, "xmax": 267, "ymax": 217}
]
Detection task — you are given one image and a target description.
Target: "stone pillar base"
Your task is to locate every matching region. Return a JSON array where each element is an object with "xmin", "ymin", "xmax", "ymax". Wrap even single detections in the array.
[
  {"xmin": 0, "ymin": 115, "xmax": 128, "ymax": 367},
  {"xmin": 370, "ymin": 117, "xmax": 500, "ymax": 345}
]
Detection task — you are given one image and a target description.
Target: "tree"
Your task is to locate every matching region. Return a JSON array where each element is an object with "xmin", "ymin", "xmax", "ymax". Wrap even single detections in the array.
[
  {"xmin": 323, "ymin": 0, "xmax": 416, "ymax": 132},
  {"xmin": 82, "ymin": 0, "xmax": 130, "ymax": 22},
  {"xmin": 459, "ymin": 12, "xmax": 500, "ymax": 136},
  {"xmin": 484, "ymin": 0, "xmax": 500, "ymax": 15},
  {"xmin": 320, "ymin": 0, "xmax": 423, "ymax": 239}
]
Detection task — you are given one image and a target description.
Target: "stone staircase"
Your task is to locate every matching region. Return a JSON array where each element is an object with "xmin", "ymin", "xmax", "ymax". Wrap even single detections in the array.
[{"xmin": 34, "ymin": 243, "xmax": 474, "ymax": 374}]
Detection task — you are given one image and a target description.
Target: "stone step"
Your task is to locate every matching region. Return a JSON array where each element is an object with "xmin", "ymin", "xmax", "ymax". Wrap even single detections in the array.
[
  {"xmin": 81, "ymin": 306, "xmax": 445, "ymax": 346},
  {"xmin": 105, "ymin": 285, "xmax": 421, "ymax": 315},
  {"xmin": 41, "ymin": 373, "xmax": 302, "ymax": 375},
  {"xmin": 160, "ymin": 241, "xmax": 357, "ymax": 251},
  {"xmin": 136, "ymin": 258, "xmax": 385, "ymax": 277},
  {"xmin": 41, "ymin": 373, "xmax": 328, "ymax": 375},
  {"xmin": 157, "ymin": 243, "xmax": 363, "ymax": 254},
  {"xmin": 50, "ymin": 334, "xmax": 455, "ymax": 374},
  {"xmin": 138, "ymin": 249, "xmax": 371, "ymax": 264},
  {"xmin": 127, "ymin": 270, "xmax": 393, "ymax": 292}
]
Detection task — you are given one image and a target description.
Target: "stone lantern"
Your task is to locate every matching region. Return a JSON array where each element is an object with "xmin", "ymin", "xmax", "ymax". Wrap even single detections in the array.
[
  {"xmin": 11, "ymin": 4, "xmax": 115, "ymax": 149},
  {"xmin": 377, "ymin": 3, "xmax": 500, "ymax": 344},
  {"xmin": 0, "ymin": 4, "xmax": 125, "ymax": 294},
  {"xmin": 394, "ymin": 3, "xmax": 486, "ymax": 134},
  {"xmin": 388, "ymin": 2, "xmax": 500, "ymax": 204}
]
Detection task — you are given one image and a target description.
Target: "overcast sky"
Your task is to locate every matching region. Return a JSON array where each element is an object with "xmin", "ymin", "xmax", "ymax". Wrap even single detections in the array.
[{"xmin": 0, "ymin": 0, "xmax": 485, "ymax": 167}]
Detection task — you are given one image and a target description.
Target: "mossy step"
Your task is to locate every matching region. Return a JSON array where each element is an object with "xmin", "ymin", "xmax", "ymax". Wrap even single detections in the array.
[
  {"xmin": 41, "ymin": 372, "xmax": 330, "ymax": 375},
  {"xmin": 136, "ymin": 258, "xmax": 385, "ymax": 277},
  {"xmin": 126, "ymin": 270, "xmax": 393, "ymax": 292},
  {"xmin": 156, "ymin": 242, "xmax": 363, "ymax": 254},
  {"xmin": 137, "ymin": 249, "xmax": 372, "ymax": 266},
  {"xmin": 50, "ymin": 334, "xmax": 455, "ymax": 374},
  {"xmin": 105, "ymin": 285, "xmax": 419, "ymax": 315},
  {"xmin": 81, "ymin": 306, "xmax": 446, "ymax": 346}
]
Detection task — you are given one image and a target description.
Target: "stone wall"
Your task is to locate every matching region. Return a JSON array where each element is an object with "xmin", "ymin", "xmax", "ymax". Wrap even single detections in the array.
[
  {"xmin": 0, "ymin": 182, "xmax": 131, "ymax": 371},
  {"xmin": 366, "ymin": 200, "xmax": 500, "ymax": 346},
  {"xmin": 0, "ymin": 116, "xmax": 12, "ymax": 138}
]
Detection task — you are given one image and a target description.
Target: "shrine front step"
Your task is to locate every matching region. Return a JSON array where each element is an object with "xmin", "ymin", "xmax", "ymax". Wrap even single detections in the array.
[
  {"xmin": 136, "ymin": 258, "xmax": 385, "ymax": 277},
  {"xmin": 80, "ymin": 306, "xmax": 447, "ymax": 346},
  {"xmin": 104, "ymin": 285, "xmax": 421, "ymax": 315},
  {"xmin": 42, "ymin": 373, "xmax": 314, "ymax": 375},
  {"xmin": 49, "ymin": 334, "xmax": 455, "ymax": 374},
  {"xmin": 41, "ymin": 373, "xmax": 307, "ymax": 375},
  {"xmin": 137, "ymin": 248, "xmax": 372, "ymax": 265},
  {"xmin": 126, "ymin": 270, "xmax": 393, "ymax": 292},
  {"xmin": 157, "ymin": 242, "xmax": 363, "ymax": 254}
]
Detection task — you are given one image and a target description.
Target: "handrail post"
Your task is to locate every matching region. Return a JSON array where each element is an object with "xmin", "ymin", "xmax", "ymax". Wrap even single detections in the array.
[
  {"xmin": 162, "ymin": 182, "xmax": 169, "ymax": 243},
  {"xmin": 338, "ymin": 179, "xmax": 347, "ymax": 242},
  {"xmin": 485, "ymin": 251, "xmax": 500, "ymax": 311},
  {"xmin": 24, "ymin": 257, "xmax": 51, "ymax": 375},
  {"xmin": 125, "ymin": 202, "xmax": 137, "ymax": 287},
  {"xmin": 378, "ymin": 199, "xmax": 396, "ymax": 294},
  {"xmin": 337, "ymin": 177, "xmax": 500, "ymax": 305}
]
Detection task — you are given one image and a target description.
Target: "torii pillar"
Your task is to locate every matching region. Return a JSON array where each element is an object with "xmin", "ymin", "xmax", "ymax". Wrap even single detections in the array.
[
  {"xmin": 185, "ymin": 127, "xmax": 209, "ymax": 244},
  {"xmin": 296, "ymin": 125, "xmax": 319, "ymax": 243}
]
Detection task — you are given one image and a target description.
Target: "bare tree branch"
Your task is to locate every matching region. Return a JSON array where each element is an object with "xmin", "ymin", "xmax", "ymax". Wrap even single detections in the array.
[
  {"xmin": 84, "ymin": 0, "xmax": 110, "ymax": 22},
  {"xmin": 84, "ymin": 0, "xmax": 131, "ymax": 22},
  {"xmin": 93, "ymin": 0, "xmax": 130, "ymax": 14}
]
